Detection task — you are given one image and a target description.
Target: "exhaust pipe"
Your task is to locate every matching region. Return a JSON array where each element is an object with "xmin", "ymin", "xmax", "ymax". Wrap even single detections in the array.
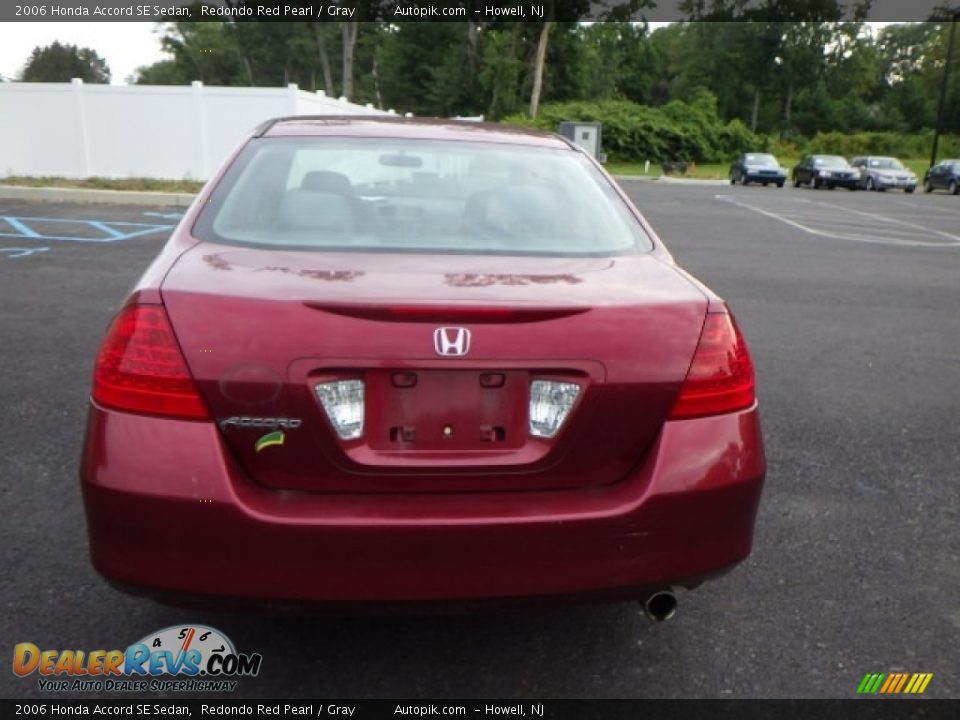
[{"xmin": 643, "ymin": 590, "xmax": 678, "ymax": 622}]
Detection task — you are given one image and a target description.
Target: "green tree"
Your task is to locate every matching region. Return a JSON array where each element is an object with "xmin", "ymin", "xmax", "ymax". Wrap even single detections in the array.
[
  {"xmin": 573, "ymin": 22, "xmax": 655, "ymax": 102},
  {"xmin": 20, "ymin": 41, "xmax": 110, "ymax": 83},
  {"xmin": 134, "ymin": 22, "xmax": 247, "ymax": 86},
  {"xmin": 478, "ymin": 25, "xmax": 527, "ymax": 119},
  {"xmin": 121, "ymin": 15, "xmax": 956, "ymax": 142},
  {"xmin": 377, "ymin": 23, "xmax": 480, "ymax": 116},
  {"xmin": 131, "ymin": 59, "xmax": 186, "ymax": 85}
]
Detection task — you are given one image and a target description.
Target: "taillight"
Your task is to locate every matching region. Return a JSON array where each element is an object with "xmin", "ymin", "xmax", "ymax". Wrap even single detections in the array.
[
  {"xmin": 669, "ymin": 311, "xmax": 755, "ymax": 419},
  {"xmin": 92, "ymin": 304, "xmax": 208, "ymax": 420}
]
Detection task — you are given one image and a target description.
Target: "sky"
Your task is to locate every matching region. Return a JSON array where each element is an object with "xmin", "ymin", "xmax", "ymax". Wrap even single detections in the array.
[
  {"xmin": 0, "ymin": 23, "xmax": 167, "ymax": 84},
  {"xmin": 0, "ymin": 20, "xmax": 906, "ymax": 86}
]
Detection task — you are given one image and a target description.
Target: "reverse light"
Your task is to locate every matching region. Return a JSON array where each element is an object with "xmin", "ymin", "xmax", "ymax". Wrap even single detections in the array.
[
  {"xmin": 92, "ymin": 304, "xmax": 208, "ymax": 419},
  {"xmin": 529, "ymin": 380, "xmax": 580, "ymax": 438},
  {"xmin": 669, "ymin": 311, "xmax": 755, "ymax": 420},
  {"xmin": 315, "ymin": 380, "xmax": 364, "ymax": 439}
]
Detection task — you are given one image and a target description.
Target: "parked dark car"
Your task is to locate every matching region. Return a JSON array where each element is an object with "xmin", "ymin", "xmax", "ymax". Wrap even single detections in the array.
[
  {"xmin": 851, "ymin": 156, "xmax": 917, "ymax": 193},
  {"xmin": 792, "ymin": 155, "xmax": 860, "ymax": 190},
  {"xmin": 729, "ymin": 153, "xmax": 786, "ymax": 187},
  {"xmin": 923, "ymin": 159, "xmax": 960, "ymax": 194}
]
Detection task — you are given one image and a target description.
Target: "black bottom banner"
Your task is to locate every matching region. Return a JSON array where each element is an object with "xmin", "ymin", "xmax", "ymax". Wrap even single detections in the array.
[{"xmin": 2, "ymin": 700, "xmax": 959, "ymax": 720}]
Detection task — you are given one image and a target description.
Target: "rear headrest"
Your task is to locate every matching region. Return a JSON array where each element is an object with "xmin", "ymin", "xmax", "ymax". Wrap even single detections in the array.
[
  {"xmin": 465, "ymin": 184, "xmax": 558, "ymax": 238},
  {"xmin": 301, "ymin": 171, "xmax": 355, "ymax": 196},
  {"xmin": 279, "ymin": 189, "xmax": 354, "ymax": 232}
]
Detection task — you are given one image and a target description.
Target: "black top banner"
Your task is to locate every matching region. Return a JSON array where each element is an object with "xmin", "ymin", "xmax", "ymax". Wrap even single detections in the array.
[
  {"xmin": 2, "ymin": 700, "xmax": 960, "ymax": 720},
  {"xmin": 3, "ymin": 0, "xmax": 960, "ymax": 24}
]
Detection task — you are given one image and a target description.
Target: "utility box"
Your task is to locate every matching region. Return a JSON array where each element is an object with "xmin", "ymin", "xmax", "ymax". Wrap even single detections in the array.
[{"xmin": 558, "ymin": 122, "xmax": 603, "ymax": 160}]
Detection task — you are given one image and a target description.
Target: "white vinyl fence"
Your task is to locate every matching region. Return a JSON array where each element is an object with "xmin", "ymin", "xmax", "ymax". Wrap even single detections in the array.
[{"xmin": 0, "ymin": 80, "xmax": 392, "ymax": 181}]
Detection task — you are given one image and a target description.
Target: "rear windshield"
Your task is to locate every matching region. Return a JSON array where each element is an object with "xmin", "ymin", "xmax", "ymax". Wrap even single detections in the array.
[
  {"xmin": 193, "ymin": 137, "xmax": 652, "ymax": 256},
  {"xmin": 813, "ymin": 156, "xmax": 850, "ymax": 168},
  {"xmin": 745, "ymin": 153, "xmax": 777, "ymax": 166},
  {"xmin": 868, "ymin": 158, "xmax": 904, "ymax": 169}
]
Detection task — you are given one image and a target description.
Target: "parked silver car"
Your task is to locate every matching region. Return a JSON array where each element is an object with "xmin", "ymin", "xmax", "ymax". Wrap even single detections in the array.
[{"xmin": 851, "ymin": 156, "xmax": 917, "ymax": 193}]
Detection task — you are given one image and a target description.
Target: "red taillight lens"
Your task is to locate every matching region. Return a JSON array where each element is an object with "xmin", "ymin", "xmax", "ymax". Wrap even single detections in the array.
[
  {"xmin": 92, "ymin": 304, "xmax": 208, "ymax": 420},
  {"xmin": 669, "ymin": 311, "xmax": 755, "ymax": 419}
]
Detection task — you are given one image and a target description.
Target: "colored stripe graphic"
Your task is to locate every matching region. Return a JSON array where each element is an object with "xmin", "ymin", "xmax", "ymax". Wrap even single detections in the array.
[
  {"xmin": 857, "ymin": 673, "xmax": 886, "ymax": 694},
  {"xmin": 255, "ymin": 430, "xmax": 285, "ymax": 453},
  {"xmin": 880, "ymin": 673, "xmax": 909, "ymax": 693},
  {"xmin": 892, "ymin": 673, "xmax": 910, "ymax": 693},
  {"xmin": 858, "ymin": 672, "xmax": 932, "ymax": 695},
  {"xmin": 905, "ymin": 673, "xmax": 933, "ymax": 694}
]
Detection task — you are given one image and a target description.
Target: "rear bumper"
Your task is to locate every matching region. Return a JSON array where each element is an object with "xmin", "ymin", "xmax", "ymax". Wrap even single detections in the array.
[
  {"xmin": 744, "ymin": 172, "xmax": 785, "ymax": 183},
  {"xmin": 80, "ymin": 404, "xmax": 765, "ymax": 605},
  {"xmin": 823, "ymin": 177, "xmax": 858, "ymax": 188},
  {"xmin": 874, "ymin": 177, "xmax": 916, "ymax": 190}
]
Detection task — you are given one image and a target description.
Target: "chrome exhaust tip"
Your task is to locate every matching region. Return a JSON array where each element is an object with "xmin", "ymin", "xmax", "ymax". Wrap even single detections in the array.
[{"xmin": 643, "ymin": 590, "xmax": 678, "ymax": 622}]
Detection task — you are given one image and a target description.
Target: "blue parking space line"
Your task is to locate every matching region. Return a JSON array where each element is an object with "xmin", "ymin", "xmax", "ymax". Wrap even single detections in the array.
[
  {"xmin": 0, "ymin": 216, "xmax": 175, "ymax": 244},
  {"xmin": 2, "ymin": 217, "xmax": 41, "ymax": 238},
  {"xmin": 0, "ymin": 232, "xmax": 115, "ymax": 243},
  {"xmin": 16, "ymin": 216, "xmax": 176, "ymax": 229},
  {"xmin": 0, "ymin": 246, "xmax": 49, "ymax": 258},
  {"xmin": 0, "ymin": 231, "xmax": 173, "ymax": 243},
  {"xmin": 106, "ymin": 226, "xmax": 175, "ymax": 241},
  {"xmin": 86, "ymin": 221, "xmax": 129, "ymax": 240}
]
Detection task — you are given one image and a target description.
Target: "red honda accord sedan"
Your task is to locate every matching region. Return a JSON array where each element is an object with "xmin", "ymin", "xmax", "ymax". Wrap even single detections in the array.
[{"xmin": 81, "ymin": 117, "xmax": 765, "ymax": 619}]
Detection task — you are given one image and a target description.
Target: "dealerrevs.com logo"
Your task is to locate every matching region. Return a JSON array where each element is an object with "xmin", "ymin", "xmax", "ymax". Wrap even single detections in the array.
[{"xmin": 13, "ymin": 625, "xmax": 262, "ymax": 693}]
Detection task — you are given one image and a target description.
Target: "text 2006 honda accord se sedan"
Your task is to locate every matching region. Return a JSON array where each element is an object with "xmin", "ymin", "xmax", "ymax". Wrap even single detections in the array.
[{"xmin": 81, "ymin": 117, "xmax": 765, "ymax": 619}]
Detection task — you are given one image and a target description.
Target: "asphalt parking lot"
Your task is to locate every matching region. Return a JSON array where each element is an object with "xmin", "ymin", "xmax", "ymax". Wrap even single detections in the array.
[{"xmin": 1, "ymin": 183, "xmax": 958, "ymax": 699}]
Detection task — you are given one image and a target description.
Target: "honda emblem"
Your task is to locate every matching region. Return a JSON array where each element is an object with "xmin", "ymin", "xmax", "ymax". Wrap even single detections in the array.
[{"xmin": 433, "ymin": 327, "xmax": 471, "ymax": 357}]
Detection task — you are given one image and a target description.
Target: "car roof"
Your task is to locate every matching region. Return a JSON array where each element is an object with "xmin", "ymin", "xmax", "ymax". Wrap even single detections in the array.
[{"xmin": 257, "ymin": 115, "xmax": 573, "ymax": 150}]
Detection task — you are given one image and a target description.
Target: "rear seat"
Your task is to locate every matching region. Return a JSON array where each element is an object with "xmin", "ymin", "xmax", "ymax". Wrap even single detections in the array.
[{"xmin": 277, "ymin": 170, "xmax": 359, "ymax": 232}]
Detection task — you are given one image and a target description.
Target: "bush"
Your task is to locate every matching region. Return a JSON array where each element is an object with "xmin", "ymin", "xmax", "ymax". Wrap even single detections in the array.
[
  {"xmin": 794, "ymin": 131, "xmax": 960, "ymax": 160},
  {"xmin": 502, "ymin": 100, "xmax": 960, "ymax": 164},
  {"xmin": 502, "ymin": 95, "xmax": 759, "ymax": 163}
]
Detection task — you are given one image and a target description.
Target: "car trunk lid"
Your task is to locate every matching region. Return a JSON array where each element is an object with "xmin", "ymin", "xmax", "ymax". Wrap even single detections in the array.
[{"xmin": 160, "ymin": 244, "xmax": 708, "ymax": 493}]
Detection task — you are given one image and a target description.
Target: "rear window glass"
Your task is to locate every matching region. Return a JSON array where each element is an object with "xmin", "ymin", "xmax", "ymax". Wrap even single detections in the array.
[
  {"xmin": 868, "ymin": 158, "xmax": 904, "ymax": 169},
  {"xmin": 813, "ymin": 156, "xmax": 849, "ymax": 168},
  {"xmin": 745, "ymin": 154, "xmax": 777, "ymax": 166},
  {"xmin": 193, "ymin": 137, "xmax": 652, "ymax": 257}
]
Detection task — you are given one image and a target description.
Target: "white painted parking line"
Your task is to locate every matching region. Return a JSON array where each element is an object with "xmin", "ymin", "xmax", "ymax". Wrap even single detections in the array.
[
  {"xmin": 809, "ymin": 199, "xmax": 960, "ymax": 245},
  {"xmin": 763, "ymin": 214, "xmax": 937, "ymax": 242},
  {"xmin": 890, "ymin": 199, "xmax": 960, "ymax": 218},
  {"xmin": 715, "ymin": 194, "xmax": 960, "ymax": 247}
]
